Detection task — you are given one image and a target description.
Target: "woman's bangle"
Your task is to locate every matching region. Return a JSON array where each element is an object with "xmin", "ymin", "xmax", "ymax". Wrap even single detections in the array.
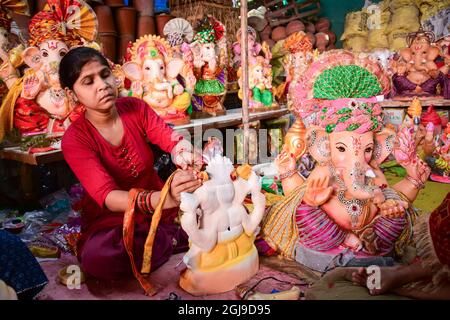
[
  {"xmin": 405, "ymin": 175, "xmax": 425, "ymax": 190},
  {"xmin": 278, "ymin": 169, "xmax": 298, "ymax": 180},
  {"xmin": 2, "ymin": 73, "xmax": 18, "ymax": 82},
  {"xmin": 137, "ymin": 190, "xmax": 155, "ymax": 214}
]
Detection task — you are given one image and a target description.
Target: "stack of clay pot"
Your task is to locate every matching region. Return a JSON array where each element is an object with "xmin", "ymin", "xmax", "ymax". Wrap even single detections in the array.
[
  {"xmin": 94, "ymin": 4, "xmax": 118, "ymax": 62},
  {"xmin": 134, "ymin": 0, "xmax": 156, "ymax": 38},
  {"xmin": 115, "ymin": 4, "xmax": 137, "ymax": 63},
  {"xmin": 258, "ymin": 17, "xmax": 336, "ymax": 52}
]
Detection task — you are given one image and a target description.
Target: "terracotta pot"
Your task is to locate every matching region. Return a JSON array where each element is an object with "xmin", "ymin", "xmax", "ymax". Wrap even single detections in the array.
[
  {"xmin": 323, "ymin": 30, "xmax": 336, "ymax": 44},
  {"xmin": 134, "ymin": 0, "xmax": 154, "ymax": 17},
  {"xmin": 155, "ymin": 14, "xmax": 173, "ymax": 36},
  {"xmin": 137, "ymin": 15, "xmax": 156, "ymax": 38},
  {"xmin": 260, "ymin": 25, "xmax": 272, "ymax": 37},
  {"xmin": 271, "ymin": 26, "xmax": 287, "ymax": 42},
  {"xmin": 105, "ymin": 0, "xmax": 125, "ymax": 7},
  {"xmin": 305, "ymin": 22, "xmax": 315, "ymax": 34},
  {"xmin": 118, "ymin": 34, "xmax": 135, "ymax": 63},
  {"xmin": 315, "ymin": 17, "xmax": 331, "ymax": 32},
  {"xmin": 286, "ymin": 20, "xmax": 305, "ymax": 36},
  {"xmin": 94, "ymin": 5, "xmax": 116, "ymax": 33},
  {"xmin": 265, "ymin": 38, "xmax": 275, "ymax": 49},
  {"xmin": 326, "ymin": 43, "xmax": 336, "ymax": 51},
  {"xmin": 315, "ymin": 32, "xmax": 330, "ymax": 48},
  {"xmin": 115, "ymin": 7, "xmax": 137, "ymax": 36},
  {"xmin": 36, "ymin": 0, "xmax": 47, "ymax": 13},
  {"xmin": 98, "ymin": 32, "xmax": 117, "ymax": 62},
  {"xmin": 261, "ymin": 33, "xmax": 271, "ymax": 41},
  {"xmin": 305, "ymin": 32, "xmax": 316, "ymax": 46}
]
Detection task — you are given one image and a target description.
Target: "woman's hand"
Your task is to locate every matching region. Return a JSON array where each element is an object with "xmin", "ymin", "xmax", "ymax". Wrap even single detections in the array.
[{"xmin": 167, "ymin": 170, "xmax": 202, "ymax": 207}]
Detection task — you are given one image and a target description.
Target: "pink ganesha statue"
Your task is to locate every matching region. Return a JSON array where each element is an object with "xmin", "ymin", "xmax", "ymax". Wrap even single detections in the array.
[
  {"xmin": 122, "ymin": 35, "xmax": 195, "ymax": 126},
  {"xmin": 391, "ymin": 29, "xmax": 449, "ymax": 100},
  {"xmin": 179, "ymin": 140, "xmax": 265, "ymax": 295},
  {"xmin": 260, "ymin": 51, "xmax": 430, "ymax": 271},
  {"xmin": 0, "ymin": 0, "xmax": 98, "ymax": 141}
]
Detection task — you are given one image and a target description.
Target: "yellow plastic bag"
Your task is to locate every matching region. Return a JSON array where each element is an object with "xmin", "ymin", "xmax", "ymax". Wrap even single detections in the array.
[
  {"xmin": 386, "ymin": 5, "xmax": 420, "ymax": 33},
  {"xmin": 340, "ymin": 11, "xmax": 369, "ymax": 41},
  {"xmin": 388, "ymin": 30, "xmax": 411, "ymax": 51},
  {"xmin": 368, "ymin": 29, "xmax": 390, "ymax": 50},
  {"xmin": 343, "ymin": 35, "xmax": 368, "ymax": 52}
]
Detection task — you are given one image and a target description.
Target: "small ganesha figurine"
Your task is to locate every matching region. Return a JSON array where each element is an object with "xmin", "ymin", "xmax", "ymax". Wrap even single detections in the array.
[
  {"xmin": 231, "ymin": 26, "xmax": 262, "ymax": 69},
  {"xmin": 238, "ymin": 42, "xmax": 278, "ymax": 111},
  {"xmin": 190, "ymin": 15, "xmax": 228, "ymax": 118},
  {"xmin": 179, "ymin": 140, "xmax": 265, "ymax": 295},
  {"xmin": 0, "ymin": 0, "xmax": 97, "ymax": 142},
  {"xmin": 261, "ymin": 51, "xmax": 430, "ymax": 272},
  {"xmin": 122, "ymin": 35, "xmax": 195, "ymax": 125},
  {"xmin": 391, "ymin": 29, "xmax": 448, "ymax": 100}
]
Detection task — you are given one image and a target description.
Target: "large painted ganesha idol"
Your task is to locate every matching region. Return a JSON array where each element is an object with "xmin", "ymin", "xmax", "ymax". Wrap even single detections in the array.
[
  {"xmin": 122, "ymin": 35, "xmax": 194, "ymax": 126},
  {"xmin": 190, "ymin": 15, "xmax": 227, "ymax": 118},
  {"xmin": 0, "ymin": 0, "xmax": 98, "ymax": 142},
  {"xmin": 261, "ymin": 51, "xmax": 430, "ymax": 272},
  {"xmin": 391, "ymin": 29, "xmax": 448, "ymax": 100}
]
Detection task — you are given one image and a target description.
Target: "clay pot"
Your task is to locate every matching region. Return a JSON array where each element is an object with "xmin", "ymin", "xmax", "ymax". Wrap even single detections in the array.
[
  {"xmin": 35, "ymin": 0, "xmax": 47, "ymax": 13},
  {"xmin": 261, "ymin": 33, "xmax": 271, "ymax": 41},
  {"xmin": 315, "ymin": 32, "xmax": 330, "ymax": 48},
  {"xmin": 118, "ymin": 34, "xmax": 135, "ymax": 63},
  {"xmin": 271, "ymin": 26, "xmax": 287, "ymax": 42},
  {"xmin": 115, "ymin": 7, "xmax": 137, "ymax": 36},
  {"xmin": 105, "ymin": 0, "xmax": 125, "ymax": 7},
  {"xmin": 323, "ymin": 30, "xmax": 336, "ymax": 44},
  {"xmin": 305, "ymin": 22, "xmax": 315, "ymax": 34},
  {"xmin": 98, "ymin": 32, "xmax": 117, "ymax": 62},
  {"xmin": 305, "ymin": 32, "xmax": 316, "ymax": 46},
  {"xmin": 260, "ymin": 25, "xmax": 272, "ymax": 37},
  {"xmin": 94, "ymin": 5, "xmax": 116, "ymax": 33},
  {"xmin": 286, "ymin": 20, "xmax": 305, "ymax": 36},
  {"xmin": 155, "ymin": 14, "xmax": 173, "ymax": 36},
  {"xmin": 326, "ymin": 43, "xmax": 336, "ymax": 51},
  {"xmin": 137, "ymin": 15, "xmax": 156, "ymax": 38},
  {"xmin": 265, "ymin": 38, "xmax": 275, "ymax": 49},
  {"xmin": 134, "ymin": 0, "xmax": 154, "ymax": 17},
  {"xmin": 315, "ymin": 18, "xmax": 331, "ymax": 32}
]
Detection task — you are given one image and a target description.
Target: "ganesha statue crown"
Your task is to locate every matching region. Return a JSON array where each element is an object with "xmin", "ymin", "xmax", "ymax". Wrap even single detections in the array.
[{"xmin": 179, "ymin": 140, "xmax": 265, "ymax": 295}]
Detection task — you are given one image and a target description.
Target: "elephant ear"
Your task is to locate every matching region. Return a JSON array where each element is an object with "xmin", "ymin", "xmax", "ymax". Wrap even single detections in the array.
[
  {"xmin": 22, "ymin": 46, "xmax": 42, "ymax": 71},
  {"xmin": 427, "ymin": 46, "xmax": 440, "ymax": 61},
  {"xmin": 306, "ymin": 126, "xmax": 330, "ymax": 165},
  {"xmin": 370, "ymin": 128, "xmax": 396, "ymax": 167},
  {"xmin": 166, "ymin": 58, "xmax": 184, "ymax": 79},
  {"xmin": 122, "ymin": 62, "xmax": 143, "ymax": 82}
]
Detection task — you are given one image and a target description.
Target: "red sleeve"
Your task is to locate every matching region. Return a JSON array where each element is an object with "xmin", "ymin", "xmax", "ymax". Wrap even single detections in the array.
[
  {"xmin": 62, "ymin": 126, "xmax": 119, "ymax": 209},
  {"xmin": 136, "ymin": 98, "xmax": 183, "ymax": 153}
]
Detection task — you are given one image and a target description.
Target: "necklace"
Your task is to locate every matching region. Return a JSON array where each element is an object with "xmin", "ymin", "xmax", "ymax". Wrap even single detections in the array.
[{"xmin": 337, "ymin": 191, "xmax": 367, "ymax": 228}]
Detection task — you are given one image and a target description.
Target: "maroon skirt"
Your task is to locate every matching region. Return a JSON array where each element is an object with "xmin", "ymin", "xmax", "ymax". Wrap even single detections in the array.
[{"xmin": 79, "ymin": 221, "xmax": 188, "ymax": 280}]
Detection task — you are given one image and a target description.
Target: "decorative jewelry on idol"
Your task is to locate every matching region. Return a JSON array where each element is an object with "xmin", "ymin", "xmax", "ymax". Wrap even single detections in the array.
[{"xmin": 337, "ymin": 191, "xmax": 367, "ymax": 228}]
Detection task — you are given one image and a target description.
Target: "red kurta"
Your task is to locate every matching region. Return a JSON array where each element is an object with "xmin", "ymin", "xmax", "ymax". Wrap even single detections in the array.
[{"xmin": 62, "ymin": 97, "xmax": 183, "ymax": 275}]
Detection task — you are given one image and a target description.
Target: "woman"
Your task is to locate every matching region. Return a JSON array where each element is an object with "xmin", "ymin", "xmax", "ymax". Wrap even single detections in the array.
[{"xmin": 59, "ymin": 47, "xmax": 202, "ymax": 281}]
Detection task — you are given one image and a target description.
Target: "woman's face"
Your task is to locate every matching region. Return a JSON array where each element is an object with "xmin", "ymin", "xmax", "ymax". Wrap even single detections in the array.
[{"xmin": 71, "ymin": 59, "xmax": 117, "ymax": 112}]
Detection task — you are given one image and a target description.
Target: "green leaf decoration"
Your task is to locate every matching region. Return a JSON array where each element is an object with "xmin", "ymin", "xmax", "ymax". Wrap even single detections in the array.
[{"xmin": 313, "ymin": 65, "xmax": 382, "ymax": 99}]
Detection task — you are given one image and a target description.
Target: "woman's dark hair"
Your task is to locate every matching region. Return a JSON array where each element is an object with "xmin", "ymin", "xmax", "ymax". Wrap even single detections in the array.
[{"xmin": 59, "ymin": 47, "xmax": 110, "ymax": 90}]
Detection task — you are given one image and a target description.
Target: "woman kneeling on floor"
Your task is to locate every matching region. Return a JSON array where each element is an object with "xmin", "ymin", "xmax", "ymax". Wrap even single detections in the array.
[{"xmin": 60, "ymin": 47, "xmax": 202, "ymax": 282}]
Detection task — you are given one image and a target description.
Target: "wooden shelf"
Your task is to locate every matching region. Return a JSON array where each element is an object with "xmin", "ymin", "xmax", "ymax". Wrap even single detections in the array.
[{"xmin": 380, "ymin": 99, "xmax": 450, "ymax": 108}]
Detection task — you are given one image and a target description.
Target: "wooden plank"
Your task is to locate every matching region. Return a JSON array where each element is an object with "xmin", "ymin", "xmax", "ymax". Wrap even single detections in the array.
[
  {"xmin": 266, "ymin": 3, "xmax": 297, "ymax": 18},
  {"xmin": 269, "ymin": 8, "xmax": 320, "ymax": 27}
]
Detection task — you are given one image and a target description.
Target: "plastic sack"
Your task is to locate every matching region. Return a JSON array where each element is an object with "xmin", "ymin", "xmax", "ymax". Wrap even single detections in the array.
[
  {"xmin": 39, "ymin": 189, "xmax": 72, "ymax": 215},
  {"xmin": 19, "ymin": 210, "xmax": 54, "ymax": 242},
  {"xmin": 386, "ymin": 5, "xmax": 420, "ymax": 33},
  {"xmin": 389, "ymin": 0, "xmax": 417, "ymax": 11},
  {"xmin": 368, "ymin": 29, "xmax": 390, "ymax": 50},
  {"xmin": 388, "ymin": 30, "xmax": 411, "ymax": 51},
  {"xmin": 340, "ymin": 11, "xmax": 369, "ymax": 41},
  {"xmin": 343, "ymin": 36, "xmax": 368, "ymax": 52}
]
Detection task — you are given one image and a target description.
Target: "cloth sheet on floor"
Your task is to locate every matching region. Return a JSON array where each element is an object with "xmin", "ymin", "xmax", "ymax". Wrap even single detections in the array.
[{"xmin": 36, "ymin": 253, "xmax": 308, "ymax": 300}]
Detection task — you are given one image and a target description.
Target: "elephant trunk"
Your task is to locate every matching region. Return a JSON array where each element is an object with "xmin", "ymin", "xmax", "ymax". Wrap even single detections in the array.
[{"xmin": 341, "ymin": 163, "xmax": 379, "ymax": 200}]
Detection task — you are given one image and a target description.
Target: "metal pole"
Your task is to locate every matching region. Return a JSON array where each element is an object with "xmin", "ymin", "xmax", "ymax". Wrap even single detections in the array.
[{"xmin": 240, "ymin": 0, "xmax": 249, "ymax": 164}]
